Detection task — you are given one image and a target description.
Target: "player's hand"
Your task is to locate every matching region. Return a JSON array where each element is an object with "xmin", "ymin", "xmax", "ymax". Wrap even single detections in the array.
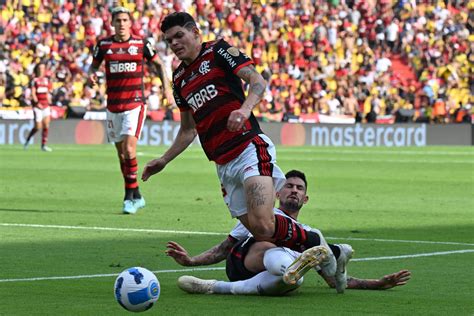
[
  {"xmin": 165, "ymin": 241, "xmax": 193, "ymax": 266},
  {"xmin": 378, "ymin": 270, "xmax": 411, "ymax": 289},
  {"xmin": 88, "ymin": 73, "xmax": 98, "ymax": 86},
  {"xmin": 141, "ymin": 158, "xmax": 167, "ymax": 181},
  {"xmin": 227, "ymin": 108, "xmax": 250, "ymax": 132},
  {"xmin": 164, "ymin": 89, "xmax": 175, "ymax": 106}
]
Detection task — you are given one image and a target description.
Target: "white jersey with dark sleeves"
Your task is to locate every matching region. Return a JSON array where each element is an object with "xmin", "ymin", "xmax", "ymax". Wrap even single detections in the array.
[{"xmin": 228, "ymin": 208, "xmax": 315, "ymax": 241}]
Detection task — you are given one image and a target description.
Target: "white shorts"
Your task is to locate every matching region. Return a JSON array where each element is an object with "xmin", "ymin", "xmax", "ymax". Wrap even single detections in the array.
[
  {"xmin": 106, "ymin": 105, "xmax": 147, "ymax": 143},
  {"xmin": 217, "ymin": 134, "xmax": 286, "ymax": 218},
  {"xmin": 33, "ymin": 107, "xmax": 51, "ymax": 122}
]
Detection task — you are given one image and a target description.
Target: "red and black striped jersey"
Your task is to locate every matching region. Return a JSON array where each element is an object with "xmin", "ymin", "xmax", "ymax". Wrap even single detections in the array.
[
  {"xmin": 32, "ymin": 77, "xmax": 51, "ymax": 109},
  {"xmin": 92, "ymin": 35, "xmax": 158, "ymax": 112},
  {"xmin": 172, "ymin": 39, "xmax": 263, "ymax": 165}
]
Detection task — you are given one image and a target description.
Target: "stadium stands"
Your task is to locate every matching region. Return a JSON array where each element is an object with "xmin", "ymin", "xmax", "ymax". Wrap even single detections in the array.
[{"xmin": 1, "ymin": 0, "xmax": 472, "ymax": 123}]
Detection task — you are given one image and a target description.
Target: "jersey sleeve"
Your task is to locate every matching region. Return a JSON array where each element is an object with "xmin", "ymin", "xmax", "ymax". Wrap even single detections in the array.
[
  {"xmin": 91, "ymin": 41, "xmax": 104, "ymax": 68},
  {"xmin": 213, "ymin": 39, "xmax": 253, "ymax": 75},
  {"xmin": 143, "ymin": 39, "xmax": 159, "ymax": 62}
]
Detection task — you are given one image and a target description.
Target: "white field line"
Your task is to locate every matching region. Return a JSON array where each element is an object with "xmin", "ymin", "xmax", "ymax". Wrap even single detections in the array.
[
  {"xmin": 136, "ymin": 152, "xmax": 474, "ymax": 164},
  {"xmin": 2, "ymin": 223, "xmax": 474, "ymax": 247},
  {"xmin": 1, "ymin": 249, "xmax": 473, "ymax": 283}
]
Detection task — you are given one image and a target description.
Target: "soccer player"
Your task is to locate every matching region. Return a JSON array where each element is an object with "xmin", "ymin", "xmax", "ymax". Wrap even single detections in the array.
[
  {"xmin": 142, "ymin": 12, "xmax": 332, "ymax": 267},
  {"xmin": 168, "ymin": 170, "xmax": 411, "ymax": 295},
  {"xmin": 24, "ymin": 63, "xmax": 53, "ymax": 152},
  {"xmin": 88, "ymin": 6, "xmax": 173, "ymax": 214}
]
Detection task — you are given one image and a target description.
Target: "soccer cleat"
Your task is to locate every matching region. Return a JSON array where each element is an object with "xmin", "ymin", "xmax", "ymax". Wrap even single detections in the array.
[
  {"xmin": 23, "ymin": 141, "xmax": 30, "ymax": 150},
  {"xmin": 334, "ymin": 244, "xmax": 354, "ymax": 294},
  {"xmin": 122, "ymin": 200, "xmax": 138, "ymax": 214},
  {"xmin": 177, "ymin": 276, "xmax": 217, "ymax": 294},
  {"xmin": 283, "ymin": 245, "xmax": 328, "ymax": 285},
  {"xmin": 133, "ymin": 197, "xmax": 146, "ymax": 209},
  {"xmin": 41, "ymin": 145, "xmax": 52, "ymax": 152}
]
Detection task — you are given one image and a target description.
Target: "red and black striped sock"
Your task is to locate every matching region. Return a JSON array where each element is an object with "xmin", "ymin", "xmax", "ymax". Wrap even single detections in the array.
[
  {"xmin": 123, "ymin": 158, "xmax": 138, "ymax": 200},
  {"xmin": 272, "ymin": 214, "xmax": 322, "ymax": 251}
]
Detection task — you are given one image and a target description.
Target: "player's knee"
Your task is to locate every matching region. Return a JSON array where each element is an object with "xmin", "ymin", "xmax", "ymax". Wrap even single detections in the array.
[{"xmin": 249, "ymin": 218, "xmax": 275, "ymax": 240}]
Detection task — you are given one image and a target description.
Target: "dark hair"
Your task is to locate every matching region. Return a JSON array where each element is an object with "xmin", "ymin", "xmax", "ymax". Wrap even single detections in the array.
[
  {"xmin": 285, "ymin": 170, "xmax": 308, "ymax": 189},
  {"xmin": 111, "ymin": 6, "xmax": 131, "ymax": 21},
  {"xmin": 161, "ymin": 12, "xmax": 197, "ymax": 33}
]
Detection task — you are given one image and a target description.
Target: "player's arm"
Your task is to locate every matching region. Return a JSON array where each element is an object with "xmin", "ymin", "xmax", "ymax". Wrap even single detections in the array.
[
  {"xmin": 88, "ymin": 43, "xmax": 103, "ymax": 86},
  {"xmin": 151, "ymin": 55, "xmax": 174, "ymax": 106},
  {"xmin": 227, "ymin": 65, "xmax": 267, "ymax": 132},
  {"xmin": 166, "ymin": 237, "xmax": 237, "ymax": 266},
  {"xmin": 320, "ymin": 270, "xmax": 411, "ymax": 290},
  {"xmin": 31, "ymin": 83, "xmax": 38, "ymax": 105},
  {"xmin": 141, "ymin": 110, "xmax": 197, "ymax": 181}
]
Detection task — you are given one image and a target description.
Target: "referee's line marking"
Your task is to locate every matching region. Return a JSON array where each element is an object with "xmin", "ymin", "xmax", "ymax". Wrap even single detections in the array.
[
  {"xmin": 1, "ymin": 249, "xmax": 473, "ymax": 283},
  {"xmin": 1, "ymin": 223, "xmax": 473, "ymax": 246}
]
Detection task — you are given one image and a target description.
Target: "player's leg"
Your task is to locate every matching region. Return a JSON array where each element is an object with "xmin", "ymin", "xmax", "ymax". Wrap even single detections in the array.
[
  {"xmin": 40, "ymin": 109, "xmax": 52, "ymax": 152},
  {"xmin": 24, "ymin": 109, "xmax": 41, "ymax": 149},
  {"xmin": 118, "ymin": 105, "xmax": 147, "ymax": 213}
]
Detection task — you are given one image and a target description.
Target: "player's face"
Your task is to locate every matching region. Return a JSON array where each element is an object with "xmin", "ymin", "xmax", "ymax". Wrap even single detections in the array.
[
  {"xmin": 278, "ymin": 177, "xmax": 308, "ymax": 212},
  {"xmin": 164, "ymin": 26, "xmax": 200, "ymax": 63},
  {"xmin": 112, "ymin": 13, "xmax": 132, "ymax": 40},
  {"xmin": 37, "ymin": 64, "xmax": 46, "ymax": 77}
]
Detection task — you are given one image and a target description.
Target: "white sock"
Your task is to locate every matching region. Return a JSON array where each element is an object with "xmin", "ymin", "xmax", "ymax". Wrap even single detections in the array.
[
  {"xmin": 263, "ymin": 247, "xmax": 298, "ymax": 276},
  {"xmin": 213, "ymin": 271, "xmax": 301, "ymax": 295}
]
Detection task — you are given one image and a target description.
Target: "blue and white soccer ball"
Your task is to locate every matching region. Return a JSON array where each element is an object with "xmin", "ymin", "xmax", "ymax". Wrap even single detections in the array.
[{"xmin": 114, "ymin": 267, "xmax": 160, "ymax": 312}]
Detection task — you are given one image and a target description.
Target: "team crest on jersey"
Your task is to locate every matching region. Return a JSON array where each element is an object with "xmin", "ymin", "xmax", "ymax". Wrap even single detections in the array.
[
  {"xmin": 128, "ymin": 46, "xmax": 138, "ymax": 55},
  {"xmin": 199, "ymin": 61, "xmax": 211, "ymax": 75},
  {"xmin": 106, "ymin": 49, "xmax": 113, "ymax": 54},
  {"xmin": 227, "ymin": 47, "xmax": 240, "ymax": 57}
]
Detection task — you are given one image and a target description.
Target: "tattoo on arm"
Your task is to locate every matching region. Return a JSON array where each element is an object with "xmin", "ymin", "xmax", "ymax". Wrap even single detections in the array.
[
  {"xmin": 246, "ymin": 183, "xmax": 267, "ymax": 209},
  {"xmin": 250, "ymin": 82, "xmax": 265, "ymax": 97},
  {"xmin": 192, "ymin": 238, "xmax": 235, "ymax": 265}
]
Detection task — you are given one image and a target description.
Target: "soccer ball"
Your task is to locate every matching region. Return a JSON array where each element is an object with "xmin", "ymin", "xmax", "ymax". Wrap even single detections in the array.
[{"xmin": 114, "ymin": 267, "xmax": 160, "ymax": 312}]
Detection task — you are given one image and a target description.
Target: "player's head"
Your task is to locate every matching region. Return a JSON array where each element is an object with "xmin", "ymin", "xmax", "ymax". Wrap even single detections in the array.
[
  {"xmin": 111, "ymin": 6, "xmax": 132, "ymax": 39},
  {"xmin": 277, "ymin": 170, "xmax": 309, "ymax": 214},
  {"xmin": 35, "ymin": 63, "xmax": 46, "ymax": 76},
  {"xmin": 161, "ymin": 12, "xmax": 200, "ymax": 63}
]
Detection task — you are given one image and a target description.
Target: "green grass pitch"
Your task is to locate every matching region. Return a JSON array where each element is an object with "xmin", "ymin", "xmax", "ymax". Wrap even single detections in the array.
[{"xmin": 1, "ymin": 144, "xmax": 473, "ymax": 315}]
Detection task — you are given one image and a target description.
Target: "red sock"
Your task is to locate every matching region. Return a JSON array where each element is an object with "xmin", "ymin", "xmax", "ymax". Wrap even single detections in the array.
[{"xmin": 41, "ymin": 128, "xmax": 49, "ymax": 146}]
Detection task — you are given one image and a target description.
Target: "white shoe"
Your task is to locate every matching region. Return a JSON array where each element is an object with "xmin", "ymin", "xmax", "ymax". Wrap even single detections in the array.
[
  {"xmin": 316, "ymin": 231, "xmax": 337, "ymax": 277},
  {"xmin": 41, "ymin": 145, "xmax": 52, "ymax": 152},
  {"xmin": 177, "ymin": 276, "xmax": 217, "ymax": 294},
  {"xmin": 133, "ymin": 197, "xmax": 146, "ymax": 209},
  {"xmin": 122, "ymin": 200, "xmax": 137, "ymax": 214},
  {"xmin": 283, "ymin": 245, "xmax": 328, "ymax": 285},
  {"xmin": 334, "ymin": 244, "xmax": 354, "ymax": 294}
]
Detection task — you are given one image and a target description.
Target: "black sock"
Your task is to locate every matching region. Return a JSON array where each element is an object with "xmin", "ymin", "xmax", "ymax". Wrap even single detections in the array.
[
  {"xmin": 124, "ymin": 188, "xmax": 134, "ymax": 201},
  {"xmin": 133, "ymin": 188, "xmax": 142, "ymax": 199},
  {"xmin": 329, "ymin": 244, "xmax": 341, "ymax": 259}
]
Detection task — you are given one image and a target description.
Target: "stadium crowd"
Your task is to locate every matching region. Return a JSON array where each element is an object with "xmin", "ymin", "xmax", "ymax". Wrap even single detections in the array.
[{"xmin": 1, "ymin": 0, "xmax": 472, "ymax": 123}]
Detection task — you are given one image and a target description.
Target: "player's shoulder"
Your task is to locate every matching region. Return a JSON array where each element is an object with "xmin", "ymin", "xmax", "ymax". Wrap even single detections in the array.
[
  {"xmin": 129, "ymin": 35, "xmax": 146, "ymax": 45},
  {"xmin": 96, "ymin": 35, "xmax": 115, "ymax": 46},
  {"xmin": 172, "ymin": 62, "xmax": 186, "ymax": 81}
]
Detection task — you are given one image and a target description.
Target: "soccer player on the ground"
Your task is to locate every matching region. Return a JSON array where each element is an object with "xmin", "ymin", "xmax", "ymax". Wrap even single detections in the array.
[
  {"xmin": 142, "ymin": 12, "xmax": 335, "ymax": 273},
  {"xmin": 24, "ymin": 63, "xmax": 53, "ymax": 152},
  {"xmin": 167, "ymin": 170, "xmax": 411, "ymax": 295},
  {"xmin": 88, "ymin": 6, "xmax": 173, "ymax": 214}
]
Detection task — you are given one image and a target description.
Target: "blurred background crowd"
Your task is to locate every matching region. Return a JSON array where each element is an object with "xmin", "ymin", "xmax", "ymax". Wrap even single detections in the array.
[{"xmin": 1, "ymin": 0, "xmax": 473, "ymax": 123}]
